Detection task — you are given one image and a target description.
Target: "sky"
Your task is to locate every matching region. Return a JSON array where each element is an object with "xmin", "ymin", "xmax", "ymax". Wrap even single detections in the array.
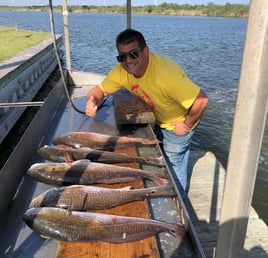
[{"xmin": 1, "ymin": 0, "xmax": 250, "ymax": 6}]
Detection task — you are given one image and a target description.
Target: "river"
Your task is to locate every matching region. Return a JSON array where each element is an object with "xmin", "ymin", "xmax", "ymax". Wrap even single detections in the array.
[{"xmin": 0, "ymin": 10, "xmax": 267, "ymax": 225}]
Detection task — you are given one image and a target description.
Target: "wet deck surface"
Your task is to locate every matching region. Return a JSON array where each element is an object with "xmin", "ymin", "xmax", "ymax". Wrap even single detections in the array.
[
  {"xmin": 0, "ymin": 90, "xmax": 198, "ymax": 258},
  {"xmin": 187, "ymin": 150, "xmax": 268, "ymax": 258}
]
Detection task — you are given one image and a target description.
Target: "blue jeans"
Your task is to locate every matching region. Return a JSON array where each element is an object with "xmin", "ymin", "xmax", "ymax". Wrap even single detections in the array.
[{"xmin": 154, "ymin": 125, "xmax": 195, "ymax": 199}]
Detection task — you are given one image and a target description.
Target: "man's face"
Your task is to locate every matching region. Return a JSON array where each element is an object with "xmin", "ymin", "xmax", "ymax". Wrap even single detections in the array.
[{"xmin": 117, "ymin": 41, "xmax": 149, "ymax": 78}]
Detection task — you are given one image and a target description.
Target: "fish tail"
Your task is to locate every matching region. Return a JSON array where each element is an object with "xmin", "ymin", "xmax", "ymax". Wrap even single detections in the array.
[
  {"xmin": 142, "ymin": 137, "xmax": 161, "ymax": 145},
  {"xmin": 148, "ymin": 184, "xmax": 175, "ymax": 197},
  {"xmin": 144, "ymin": 156, "xmax": 165, "ymax": 166},
  {"xmin": 168, "ymin": 223, "xmax": 187, "ymax": 239},
  {"xmin": 153, "ymin": 175, "xmax": 170, "ymax": 185}
]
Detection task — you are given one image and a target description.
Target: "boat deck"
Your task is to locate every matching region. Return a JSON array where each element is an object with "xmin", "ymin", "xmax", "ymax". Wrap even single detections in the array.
[
  {"xmin": 187, "ymin": 150, "xmax": 268, "ymax": 258},
  {"xmin": 1, "ymin": 70, "xmax": 267, "ymax": 258},
  {"xmin": 0, "ymin": 82, "xmax": 200, "ymax": 258}
]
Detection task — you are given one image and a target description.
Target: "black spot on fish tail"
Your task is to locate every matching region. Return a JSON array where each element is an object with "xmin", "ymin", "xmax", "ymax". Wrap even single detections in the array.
[
  {"xmin": 145, "ymin": 184, "xmax": 175, "ymax": 197},
  {"xmin": 145, "ymin": 189, "xmax": 156, "ymax": 197},
  {"xmin": 169, "ymin": 224, "xmax": 187, "ymax": 239}
]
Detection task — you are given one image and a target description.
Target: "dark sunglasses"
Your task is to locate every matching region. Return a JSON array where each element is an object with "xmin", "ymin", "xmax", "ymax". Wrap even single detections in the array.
[{"xmin": 116, "ymin": 49, "xmax": 142, "ymax": 62}]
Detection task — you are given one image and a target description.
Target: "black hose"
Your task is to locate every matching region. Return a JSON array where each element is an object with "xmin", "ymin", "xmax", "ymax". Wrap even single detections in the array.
[{"xmin": 48, "ymin": 0, "xmax": 85, "ymax": 115}]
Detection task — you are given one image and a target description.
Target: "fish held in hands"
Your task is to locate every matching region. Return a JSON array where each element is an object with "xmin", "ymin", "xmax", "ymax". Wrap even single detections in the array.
[
  {"xmin": 38, "ymin": 145, "xmax": 165, "ymax": 166},
  {"xmin": 27, "ymin": 160, "xmax": 169, "ymax": 186},
  {"xmin": 29, "ymin": 184, "xmax": 175, "ymax": 210},
  {"xmin": 52, "ymin": 131, "xmax": 159, "ymax": 150},
  {"xmin": 23, "ymin": 207, "xmax": 186, "ymax": 243}
]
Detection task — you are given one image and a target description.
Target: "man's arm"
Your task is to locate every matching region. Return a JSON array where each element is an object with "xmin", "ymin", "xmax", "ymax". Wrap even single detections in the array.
[
  {"xmin": 173, "ymin": 89, "xmax": 209, "ymax": 135},
  {"xmin": 184, "ymin": 89, "xmax": 208, "ymax": 128},
  {"xmin": 85, "ymin": 85, "xmax": 106, "ymax": 117}
]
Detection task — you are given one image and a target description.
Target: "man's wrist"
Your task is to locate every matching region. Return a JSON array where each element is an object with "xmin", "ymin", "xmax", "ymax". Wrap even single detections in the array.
[{"xmin": 184, "ymin": 120, "xmax": 192, "ymax": 129}]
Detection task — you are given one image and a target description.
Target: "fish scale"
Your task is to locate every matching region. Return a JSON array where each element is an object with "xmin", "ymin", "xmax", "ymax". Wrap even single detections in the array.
[
  {"xmin": 38, "ymin": 145, "xmax": 165, "ymax": 166},
  {"xmin": 29, "ymin": 184, "xmax": 175, "ymax": 210},
  {"xmin": 27, "ymin": 160, "xmax": 170, "ymax": 186},
  {"xmin": 52, "ymin": 131, "xmax": 160, "ymax": 150},
  {"xmin": 23, "ymin": 207, "xmax": 186, "ymax": 243}
]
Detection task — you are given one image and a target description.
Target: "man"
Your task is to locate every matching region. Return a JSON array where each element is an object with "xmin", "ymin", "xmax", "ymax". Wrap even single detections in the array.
[{"xmin": 85, "ymin": 28, "xmax": 208, "ymax": 198}]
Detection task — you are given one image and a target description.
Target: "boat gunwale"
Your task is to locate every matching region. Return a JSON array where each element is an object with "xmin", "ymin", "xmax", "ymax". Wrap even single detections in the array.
[{"xmin": 0, "ymin": 76, "xmax": 66, "ymax": 228}]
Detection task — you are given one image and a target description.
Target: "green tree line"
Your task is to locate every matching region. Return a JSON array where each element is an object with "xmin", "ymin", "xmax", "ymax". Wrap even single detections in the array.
[{"xmin": 0, "ymin": 3, "xmax": 249, "ymax": 18}]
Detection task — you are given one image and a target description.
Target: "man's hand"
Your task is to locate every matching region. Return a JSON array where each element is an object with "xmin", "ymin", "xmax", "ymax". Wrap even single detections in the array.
[
  {"xmin": 171, "ymin": 89, "xmax": 208, "ymax": 135},
  {"xmin": 85, "ymin": 95, "xmax": 98, "ymax": 117},
  {"xmin": 171, "ymin": 120, "xmax": 191, "ymax": 135},
  {"xmin": 85, "ymin": 85, "xmax": 106, "ymax": 117}
]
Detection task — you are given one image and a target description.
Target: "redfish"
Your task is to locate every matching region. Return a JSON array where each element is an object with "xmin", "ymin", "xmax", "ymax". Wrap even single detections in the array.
[
  {"xmin": 52, "ymin": 131, "xmax": 159, "ymax": 150},
  {"xmin": 38, "ymin": 145, "xmax": 165, "ymax": 166},
  {"xmin": 29, "ymin": 184, "xmax": 175, "ymax": 210},
  {"xmin": 23, "ymin": 207, "xmax": 186, "ymax": 243},
  {"xmin": 27, "ymin": 160, "xmax": 169, "ymax": 186}
]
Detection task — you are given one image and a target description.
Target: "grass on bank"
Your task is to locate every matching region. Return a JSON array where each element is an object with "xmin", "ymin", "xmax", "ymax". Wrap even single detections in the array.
[{"xmin": 0, "ymin": 26, "xmax": 50, "ymax": 63}]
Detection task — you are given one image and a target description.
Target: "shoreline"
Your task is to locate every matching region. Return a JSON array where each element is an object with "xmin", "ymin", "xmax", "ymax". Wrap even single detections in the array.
[{"xmin": 0, "ymin": 5, "xmax": 249, "ymax": 19}]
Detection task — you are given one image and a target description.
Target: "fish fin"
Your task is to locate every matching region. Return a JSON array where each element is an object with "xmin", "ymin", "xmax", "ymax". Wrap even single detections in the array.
[
  {"xmin": 154, "ymin": 175, "xmax": 170, "ymax": 185},
  {"xmin": 144, "ymin": 156, "xmax": 165, "ymax": 166},
  {"xmin": 63, "ymin": 152, "xmax": 72, "ymax": 165}
]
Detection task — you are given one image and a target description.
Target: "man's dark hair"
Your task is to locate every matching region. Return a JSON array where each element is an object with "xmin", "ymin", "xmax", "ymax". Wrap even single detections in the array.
[{"xmin": 116, "ymin": 29, "xmax": 147, "ymax": 50}]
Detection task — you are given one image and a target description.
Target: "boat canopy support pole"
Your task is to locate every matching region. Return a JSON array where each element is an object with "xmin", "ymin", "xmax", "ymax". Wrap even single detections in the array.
[
  {"xmin": 0, "ymin": 101, "xmax": 44, "ymax": 107},
  {"xmin": 48, "ymin": 0, "xmax": 85, "ymax": 114},
  {"xmin": 62, "ymin": 0, "xmax": 72, "ymax": 71},
  {"xmin": 216, "ymin": 1, "xmax": 268, "ymax": 257},
  {"xmin": 127, "ymin": 0, "xmax": 131, "ymax": 28}
]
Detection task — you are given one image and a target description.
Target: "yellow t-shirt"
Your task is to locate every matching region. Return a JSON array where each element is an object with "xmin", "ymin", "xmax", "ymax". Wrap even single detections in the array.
[{"xmin": 100, "ymin": 52, "xmax": 200, "ymax": 130}]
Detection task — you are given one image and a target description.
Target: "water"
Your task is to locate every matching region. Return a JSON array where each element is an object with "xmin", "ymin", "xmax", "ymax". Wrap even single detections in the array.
[{"xmin": 0, "ymin": 10, "xmax": 267, "ymax": 224}]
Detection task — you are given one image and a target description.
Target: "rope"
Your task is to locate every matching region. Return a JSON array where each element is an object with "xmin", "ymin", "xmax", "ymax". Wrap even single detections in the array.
[{"xmin": 48, "ymin": 0, "xmax": 85, "ymax": 115}]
